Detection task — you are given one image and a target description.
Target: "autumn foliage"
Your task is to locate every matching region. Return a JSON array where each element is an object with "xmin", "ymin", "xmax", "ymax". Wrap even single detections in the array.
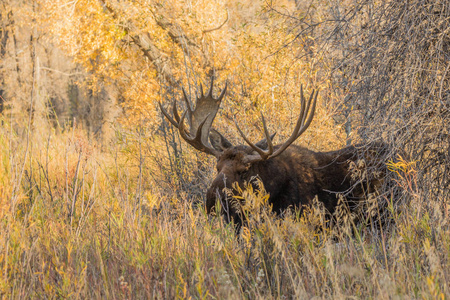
[{"xmin": 0, "ymin": 0, "xmax": 449, "ymax": 298}]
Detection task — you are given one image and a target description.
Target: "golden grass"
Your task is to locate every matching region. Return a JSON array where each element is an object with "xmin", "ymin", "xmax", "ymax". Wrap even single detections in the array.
[{"xmin": 0, "ymin": 122, "xmax": 448, "ymax": 299}]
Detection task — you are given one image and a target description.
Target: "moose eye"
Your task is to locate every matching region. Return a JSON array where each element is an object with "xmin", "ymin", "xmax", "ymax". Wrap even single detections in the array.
[{"xmin": 238, "ymin": 163, "xmax": 251, "ymax": 175}]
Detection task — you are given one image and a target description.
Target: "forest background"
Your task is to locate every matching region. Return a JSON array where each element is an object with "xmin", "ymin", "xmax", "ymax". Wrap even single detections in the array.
[{"xmin": 0, "ymin": 0, "xmax": 449, "ymax": 298}]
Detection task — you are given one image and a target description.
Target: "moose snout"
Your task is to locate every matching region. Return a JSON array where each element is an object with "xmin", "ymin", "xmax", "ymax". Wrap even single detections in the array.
[{"xmin": 206, "ymin": 172, "xmax": 229, "ymax": 214}]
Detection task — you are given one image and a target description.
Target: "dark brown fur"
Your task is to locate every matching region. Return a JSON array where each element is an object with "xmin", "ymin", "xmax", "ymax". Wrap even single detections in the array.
[{"xmin": 206, "ymin": 143, "xmax": 384, "ymax": 227}]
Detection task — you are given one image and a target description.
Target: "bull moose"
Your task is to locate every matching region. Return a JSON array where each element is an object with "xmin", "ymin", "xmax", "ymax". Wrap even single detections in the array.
[{"xmin": 160, "ymin": 77, "xmax": 386, "ymax": 227}]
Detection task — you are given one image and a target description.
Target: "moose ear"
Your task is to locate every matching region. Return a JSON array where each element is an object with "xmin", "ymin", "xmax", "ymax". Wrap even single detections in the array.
[
  {"xmin": 254, "ymin": 133, "xmax": 276, "ymax": 150},
  {"xmin": 209, "ymin": 129, "xmax": 233, "ymax": 152}
]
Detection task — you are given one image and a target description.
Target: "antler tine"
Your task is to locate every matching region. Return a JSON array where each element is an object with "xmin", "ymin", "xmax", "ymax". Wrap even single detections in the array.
[
  {"xmin": 235, "ymin": 112, "xmax": 275, "ymax": 161},
  {"xmin": 270, "ymin": 88, "xmax": 318, "ymax": 157},
  {"xmin": 261, "ymin": 113, "xmax": 274, "ymax": 154},
  {"xmin": 298, "ymin": 85, "xmax": 307, "ymax": 130},
  {"xmin": 234, "ymin": 118, "xmax": 270, "ymax": 159},
  {"xmin": 208, "ymin": 76, "xmax": 214, "ymax": 97},
  {"xmin": 241, "ymin": 86, "xmax": 318, "ymax": 164},
  {"xmin": 177, "ymin": 110, "xmax": 189, "ymax": 137},
  {"xmin": 199, "ymin": 83, "xmax": 204, "ymax": 98},
  {"xmin": 172, "ymin": 98, "xmax": 181, "ymax": 123},
  {"xmin": 159, "ymin": 101, "xmax": 179, "ymax": 127},
  {"xmin": 159, "ymin": 76, "xmax": 227, "ymax": 157},
  {"xmin": 296, "ymin": 86, "xmax": 314, "ymax": 136},
  {"xmin": 182, "ymin": 88, "xmax": 193, "ymax": 115},
  {"xmin": 295, "ymin": 90, "xmax": 318, "ymax": 139},
  {"xmin": 177, "ymin": 111, "xmax": 218, "ymax": 155},
  {"xmin": 217, "ymin": 82, "xmax": 227, "ymax": 101},
  {"xmin": 286, "ymin": 85, "xmax": 308, "ymax": 139}
]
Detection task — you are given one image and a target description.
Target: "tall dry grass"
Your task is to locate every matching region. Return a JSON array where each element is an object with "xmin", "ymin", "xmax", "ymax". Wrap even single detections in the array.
[{"xmin": 0, "ymin": 117, "xmax": 448, "ymax": 299}]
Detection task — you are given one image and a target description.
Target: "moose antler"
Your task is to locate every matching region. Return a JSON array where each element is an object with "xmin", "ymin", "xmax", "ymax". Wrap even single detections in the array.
[
  {"xmin": 159, "ymin": 77, "xmax": 227, "ymax": 157},
  {"xmin": 236, "ymin": 85, "xmax": 318, "ymax": 163}
]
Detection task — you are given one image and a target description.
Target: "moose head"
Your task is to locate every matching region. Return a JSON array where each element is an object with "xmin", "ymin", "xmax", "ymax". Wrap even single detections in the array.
[{"xmin": 160, "ymin": 77, "xmax": 383, "ymax": 227}]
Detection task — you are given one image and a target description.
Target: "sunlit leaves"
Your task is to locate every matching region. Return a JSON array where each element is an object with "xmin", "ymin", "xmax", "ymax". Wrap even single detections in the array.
[{"xmin": 37, "ymin": 0, "xmax": 346, "ymax": 151}]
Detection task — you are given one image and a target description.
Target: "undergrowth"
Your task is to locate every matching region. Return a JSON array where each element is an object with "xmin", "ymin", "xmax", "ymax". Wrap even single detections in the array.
[{"xmin": 0, "ymin": 122, "xmax": 448, "ymax": 299}]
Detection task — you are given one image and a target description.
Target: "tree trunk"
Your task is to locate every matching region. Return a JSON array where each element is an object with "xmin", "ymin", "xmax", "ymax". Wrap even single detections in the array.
[{"xmin": 0, "ymin": 8, "xmax": 12, "ymax": 114}]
